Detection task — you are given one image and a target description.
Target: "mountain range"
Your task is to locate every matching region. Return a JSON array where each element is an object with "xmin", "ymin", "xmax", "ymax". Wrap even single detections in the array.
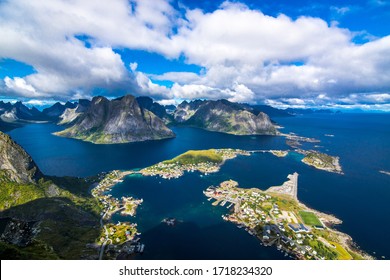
[
  {"xmin": 55, "ymin": 95, "xmax": 175, "ymax": 144},
  {"xmin": 0, "ymin": 101, "xmax": 47, "ymax": 123},
  {"xmin": 174, "ymin": 99, "xmax": 277, "ymax": 135},
  {"xmin": 0, "ymin": 94, "xmax": 338, "ymax": 144}
]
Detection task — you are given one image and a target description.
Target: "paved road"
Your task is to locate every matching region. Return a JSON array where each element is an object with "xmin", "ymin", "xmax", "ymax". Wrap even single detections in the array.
[{"xmin": 99, "ymin": 211, "xmax": 109, "ymax": 260}]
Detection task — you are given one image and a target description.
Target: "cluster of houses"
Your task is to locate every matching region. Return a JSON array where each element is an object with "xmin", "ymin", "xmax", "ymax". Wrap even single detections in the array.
[
  {"xmin": 141, "ymin": 149, "xmax": 250, "ymax": 180},
  {"xmin": 205, "ymin": 181, "xmax": 328, "ymax": 259},
  {"xmin": 141, "ymin": 161, "xmax": 220, "ymax": 179}
]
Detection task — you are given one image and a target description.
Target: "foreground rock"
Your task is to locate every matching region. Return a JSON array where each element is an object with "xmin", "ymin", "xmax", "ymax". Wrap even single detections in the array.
[{"xmin": 0, "ymin": 131, "xmax": 102, "ymax": 259}]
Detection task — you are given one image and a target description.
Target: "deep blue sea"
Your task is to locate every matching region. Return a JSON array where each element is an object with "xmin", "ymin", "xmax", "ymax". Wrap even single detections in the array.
[{"xmin": 5, "ymin": 113, "xmax": 390, "ymax": 259}]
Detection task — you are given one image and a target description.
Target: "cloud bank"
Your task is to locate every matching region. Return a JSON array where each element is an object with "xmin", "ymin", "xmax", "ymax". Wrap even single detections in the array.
[{"xmin": 0, "ymin": 0, "xmax": 389, "ymax": 110}]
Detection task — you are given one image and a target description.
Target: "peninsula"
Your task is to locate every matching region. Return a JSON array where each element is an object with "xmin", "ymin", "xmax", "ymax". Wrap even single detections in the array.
[
  {"xmin": 204, "ymin": 173, "xmax": 370, "ymax": 260},
  {"xmin": 91, "ymin": 170, "xmax": 144, "ymax": 259}
]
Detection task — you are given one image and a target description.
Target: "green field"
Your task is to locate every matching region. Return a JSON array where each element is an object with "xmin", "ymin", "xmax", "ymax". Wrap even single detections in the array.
[
  {"xmin": 299, "ymin": 211, "xmax": 323, "ymax": 227},
  {"xmin": 163, "ymin": 149, "xmax": 223, "ymax": 165},
  {"xmin": 329, "ymin": 241, "xmax": 353, "ymax": 260}
]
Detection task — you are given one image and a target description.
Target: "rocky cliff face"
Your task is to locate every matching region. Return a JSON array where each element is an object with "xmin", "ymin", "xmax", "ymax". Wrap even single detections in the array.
[
  {"xmin": 58, "ymin": 99, "xmax": 91, "ymax": 125},
  {"xmin": 136, "ymin": 96, "xmax": 173, "ymax": 123},
  {"xmin": 0, "ymin": 132, "xmax": 42, "ymax": 184},
  {"xmin": 0, "ymin": 132, "xmax": 101, "ymax": 259},
  {"xmin": 174, "ymin": 99, "xmax": 277, "ymax": 135},
  {"xmin": 55, "ymin": 95, "xmax": 175, "ymax": 144},
  {"xmin": 42, "ymin": 102, "xmax": 76, "ymax": 119}
]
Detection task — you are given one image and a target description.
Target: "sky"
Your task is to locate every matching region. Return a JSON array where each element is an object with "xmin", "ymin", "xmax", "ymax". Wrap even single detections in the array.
[{"xmin": 0, "ymin": 0, "xmax": 389, "ymax": 111}]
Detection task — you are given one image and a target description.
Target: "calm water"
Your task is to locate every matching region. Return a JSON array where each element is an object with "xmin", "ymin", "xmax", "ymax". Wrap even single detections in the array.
[{"xmin": 5, "ymin": 113, "xmax": 390, "ymax": 259}]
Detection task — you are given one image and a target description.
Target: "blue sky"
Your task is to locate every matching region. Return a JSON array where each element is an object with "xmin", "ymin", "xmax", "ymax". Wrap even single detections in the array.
[{"xmin": 0, "ymin": 0, "xmax": 389, "ymax": 110}]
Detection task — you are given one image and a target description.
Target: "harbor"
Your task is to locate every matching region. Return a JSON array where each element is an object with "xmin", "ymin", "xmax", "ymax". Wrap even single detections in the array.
[{"xmin": 204, "ymin": 173, "xmax": 371, "ymax": 260}]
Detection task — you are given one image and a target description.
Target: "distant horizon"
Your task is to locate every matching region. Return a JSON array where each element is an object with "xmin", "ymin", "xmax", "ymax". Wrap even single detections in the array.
[{"xmin": 1, "ymin": 94, "xmax": 389, "ymax": 113}]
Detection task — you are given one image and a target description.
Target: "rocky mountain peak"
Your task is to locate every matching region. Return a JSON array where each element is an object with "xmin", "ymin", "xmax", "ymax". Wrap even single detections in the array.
[
  {"xmin": 55, "ymin": 94, "xmax": 175, "ymax": 144},
  {"xmin": 0, "ymin": 132, "xmax": 42, "ymax": 184}
]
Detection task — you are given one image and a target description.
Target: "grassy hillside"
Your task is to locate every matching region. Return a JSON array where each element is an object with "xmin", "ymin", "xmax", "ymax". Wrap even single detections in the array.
[
  {"xmin": 0, "ymin": 175, "xmax": 102, "ymax": 259},
  {"xmin": 0, "ymin": 131, "xmax": 103, "ymax": 259},
  {"xmin": 0, "ymin": 197, "xmax": 101, "ymax": 259},
  {"xmin": 0, "ymin": 171, "xmax": 45, "ymax": 210},
  {"xmin": 163, "ymin": 149, "xmax": 223, "ymax": 165}
]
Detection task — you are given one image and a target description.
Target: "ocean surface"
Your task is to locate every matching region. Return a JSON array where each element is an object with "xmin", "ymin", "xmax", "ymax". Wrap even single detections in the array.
[{"xmin": 5, "ymin": 113, "xmax": 390, "ymax": 259}]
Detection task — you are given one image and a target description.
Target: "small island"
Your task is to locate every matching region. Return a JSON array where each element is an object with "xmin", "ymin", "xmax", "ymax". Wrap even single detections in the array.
[
  {"xmin": 269, "ymin": 150, "xmax": 289, "ymax": 157},
  {"xmin": 140, "ymin": 149, "xmax": 251, "ymax": 179},
  {"xmin": 297, "ymin": 150, "xmax": 343, "ymax": 174},
  {"xmin": 204, "ymin": 173, "xmax": 370, "ymax": 260},
  {"xmin": 282, "ymin": 133, "xmax": 320, "ymax": 149}
]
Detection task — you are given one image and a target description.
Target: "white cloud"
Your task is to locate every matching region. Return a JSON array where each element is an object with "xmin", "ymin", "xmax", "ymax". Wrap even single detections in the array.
[
  {"xmin": 130, "ymin": 62, "xmax": 138, "ymax": 72},
  {"xmin": 226, "ymin": 83, "xmax": 255, "ymax": 103},
  {"xmin": 4, "ymin": 77, "xmax": 35, "ymax": 93},
  {"xmin": 167, "ymin": 3, "xmax": 390, "ymax": 102},
  {"xmin": 330, "ymin": 6, "xmax": 352, "ymax": 18},
  {"xmin": 0, "ymin": 0, "xmax": 389, "ymax": 110},
  {"xmin": 3, "ymin": 76, "xmax": 45, "ymax": 98},
  {"xmin": 173, "ymin": 4, "xmax": 351, "ymax": 66},
  {"xmin": 171, "ymin": 83, "xmax": 220, "ymax": 100},
  {"xmin": 25, "ymin": 99, "xmax": 58, "ymax": 107},
  {"xmin": 134, "ymin": 70, "xmax": 171, "ymax": 98},
  {"xmin": 151, "ymin": 72, "xmax": 200, "ymax": 84},
  {"xmin": 0, "ymin": 0, "xmax": 176, "ymax": 100},
  {"xmin": 156, "ymin": 99, "xmax": 177, "ymax": 106}
]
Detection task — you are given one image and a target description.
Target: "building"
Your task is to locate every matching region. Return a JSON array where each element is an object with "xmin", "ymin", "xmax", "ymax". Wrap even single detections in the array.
[{"xmin": 288, "ymin": 223, "xmax": 310, "ymax": 233}]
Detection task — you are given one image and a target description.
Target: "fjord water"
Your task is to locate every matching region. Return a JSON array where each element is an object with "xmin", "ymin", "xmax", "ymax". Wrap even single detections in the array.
[{"xmin": 7, "ymin": 113, "xmax": 390, "ymax": 259}]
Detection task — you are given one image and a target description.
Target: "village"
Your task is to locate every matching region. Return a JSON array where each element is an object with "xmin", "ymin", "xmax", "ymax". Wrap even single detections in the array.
[
  {"xmin": 140, "ymin": 149, "xmax": 251, "ymax": 179},
  {"xmin": 204, "ymin": 174, "xmax": 368, "ymax": 260},
  {"xmin": 91, "ymin": 170, "xmax": 144, "ymax": 259},
  {"xmin": 90, "ymin": 148, "xmax": 345, "ymax": 259},
  {"xmin": 140, "ymin": 160, "xmax": 220, "ymax": 179}
]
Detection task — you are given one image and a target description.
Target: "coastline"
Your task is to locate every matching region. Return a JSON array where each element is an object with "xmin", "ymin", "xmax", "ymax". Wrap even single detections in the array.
[
  {"xmin": 204, "ymin": 174, "xmax": 371, "ymax": 260},
  {"xmin": 91, "ymin": 170, "xmax": 143, "ymax": 259}
]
